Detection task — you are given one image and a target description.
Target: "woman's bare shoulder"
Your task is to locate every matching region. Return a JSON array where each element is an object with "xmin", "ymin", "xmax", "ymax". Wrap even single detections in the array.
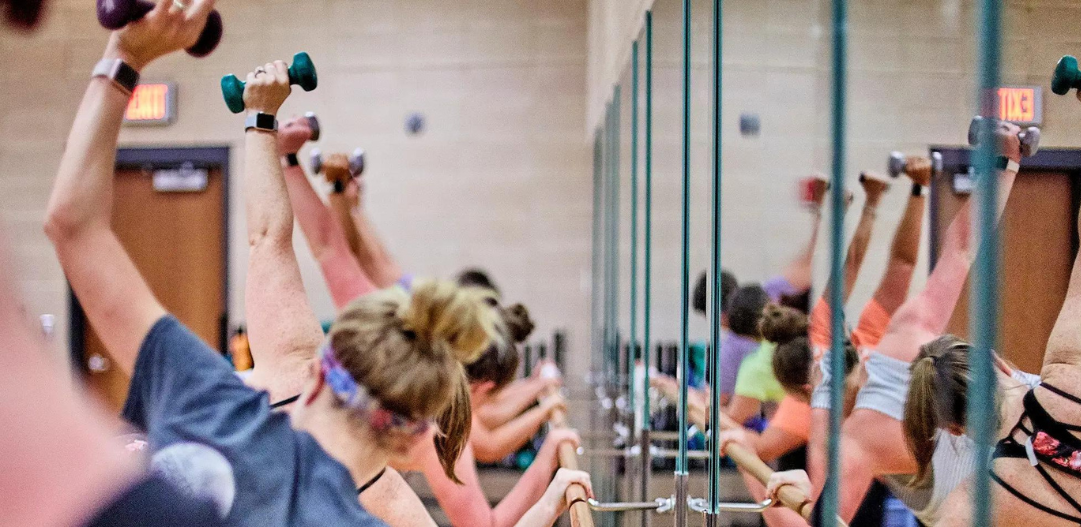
[{"xmin": 360, "ymin": 467, "xmax": 437, "ymax": 527}]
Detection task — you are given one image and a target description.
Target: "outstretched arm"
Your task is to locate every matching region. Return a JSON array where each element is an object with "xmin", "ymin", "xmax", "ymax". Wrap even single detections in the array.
[
  {"xmin": 839, "ymin": 174, "xmax": 888, "ymax": 302},
  {"xmin": 1043, "ymin": 174, "xmax": 1081, "ymax": 371},
  {"xmin": 869, "ymin": 158, "xmax": 930, "ymax": 315},
  {"xmin": 328, "ymin": 180, "xmax": 405, "ymax": 288},
  {"xmin": 780, "ymin": 176, "xmax": 827, "ymax": 292},
  {"xmin": 473, "ymin": 394, "xmax": 564, "ymax": 463},
  {"xmin": 476, "ymin": 369, "xmax": 561, "ymax": 429},
  {"xmin": 240, "ymin": 64, "xmax": 325, "ymax": 402},
  {"xmin": 279, "ymin": 128, "xmax": 376, "ymax": 310},
  {"xmin": 44, "ymin": 1, "xmax": 215, "ymax": 372}
]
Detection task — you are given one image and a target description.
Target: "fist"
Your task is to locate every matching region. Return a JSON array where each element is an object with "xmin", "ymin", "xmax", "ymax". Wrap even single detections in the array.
[
  {"xmin": 278, "ymin": 116, "xmax": 313, "ymax": 155},
  {"xmin": 243, "ymin": 61, "xmax": 291, "ymax": 116},
  {"xmin": 995, "ymin": 120, "xmax": 1023, "ymax": 162},
  {"xmin": 322, "ymin": 153, "xmax": 353, "ymax": 185}
]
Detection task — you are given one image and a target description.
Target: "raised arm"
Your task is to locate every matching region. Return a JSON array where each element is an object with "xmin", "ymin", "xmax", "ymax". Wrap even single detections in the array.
[
  {"xmin": 327, "ymin": 180, "xmax": 405, "ymax": 288},
  {"xmin": 44, "ymin": 1, "xmax": 216, "ymax": 372},
  {"xmin": 239, "ymin": 65, "xmax": 325, "ymax": 401},
  {"xmin": 279, "ymin": 131, "xmax": 376, "ymax": 309},
  {"xmin": 1043, "ymin": 173, "xmax": 1081, "ymax": 371},
  {"xmin": 0, "ymin": 237, "xmax": 141, "ymax": 527},
  {"xmin": 780, "ymin": 176, "xmax": 828, "ymax": 292},
  {"xmin": 472, "ymin": 394, "xmax": 564, "ymax": 463}
]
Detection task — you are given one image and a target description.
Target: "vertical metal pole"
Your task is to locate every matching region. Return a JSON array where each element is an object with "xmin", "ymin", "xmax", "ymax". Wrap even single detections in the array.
[
  {"xmin": 822, "ymin": 0, "xmax": 848, "ymax": 525},
  {"xmin": 969, "ymin": 0, "xmax": 1001, "ymax": 526},
  {"xmin": 676, "ymin": 0, "xmax": 692, "ymax": 525},
  {"xmin": 609, "ymin": 86, "xmax": 623, "ymax": 527},
  {"xmin": 705, "ymin": 0, "xmax": 723, "ymax": 523},
  {"xmin": 630, "ymin": 41, "xmax": 641, "ymax": 440},
  {"xmin": 602, "ymin": 101, "xmax": 614, "ymax": 392},
  {"xmin": 592, "ymin": 128, "xmax": 603, "ymax": 375},
  {"xmin": 640, "ymin": 14, "xmax": 655, "ymax": 527}
]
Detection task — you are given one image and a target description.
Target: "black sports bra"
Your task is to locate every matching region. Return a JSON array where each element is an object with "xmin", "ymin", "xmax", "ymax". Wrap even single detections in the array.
[{"xmin": 992, "ymin": 382, "xmax": 1081, "ymax": 523}]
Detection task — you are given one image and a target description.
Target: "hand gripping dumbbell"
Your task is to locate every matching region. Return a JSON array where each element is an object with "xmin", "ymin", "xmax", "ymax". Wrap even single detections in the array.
[
  {"xmin": 967, "ymin": 116, "xmax": 1040, "ymax": 157},
  {"xmin": 310, "ymin": 148, "xmax": 365, "ymax": 182},
  {"xmin": 1052, "ymin": 55, "xmax": 1081, "ymax": 96},
  {"xmin": 887, "ymin": 151, "xmax": 942, "ymax": 179},
  {"xmin": 97, "ymin": 0, "xmax": 223, "ymax": 58},
  {"xmin": 220, "ymin": 52, "xmax": 318, "ymax": 114}
]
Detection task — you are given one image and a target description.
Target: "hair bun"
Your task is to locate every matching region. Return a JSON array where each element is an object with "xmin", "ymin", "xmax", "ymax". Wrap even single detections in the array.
[
  {"xmin": 758, "ymin": 303, "xmax": 808, "ymax": 344},
  {"xmin": 502, "ymin": 303, "xmax": 535, "ymax": 343},
  {"xmin": 401, "ymin": 280, "xmax": 496, "ymax": 363}
]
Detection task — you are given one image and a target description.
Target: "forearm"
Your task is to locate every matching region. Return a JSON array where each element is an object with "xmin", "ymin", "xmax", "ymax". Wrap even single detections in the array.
[
  {"xmin": 480, "ymin": 379, "xmax": 550, "ymax": 428},
  {"xmin": 474, "ymin": 407, "xmax": 550, "ymax": 462},
  {"xmin": 46, "ymin": 78, "xmax": 127, "ymax": 236},
  {"xmin": 493, "ymin": 451, "xmax": 557, "ymax": 527},
  {"xmin": 243, "ymin": 131, "xmax": 324, "ymax": 397},
  {"xmin": 725, "ymin": 395, "xmax": 762, "ymax": 425},
  {"xmin": 282, "ymin": 166, "xmax": 376, "ymax": 308},
  {"xmin": 755, "ymin": 427, "xmax": 804, "ymax": 463},
  {"xmin": 739, "ymin": 470, "xmax": 808, "ymax": 527},
  {"xmin": 350, "ymin": 207, "xmax": 404, "ymax": 288},
  {"xmin": 782, "ymin": 209, "xmax": 820, "ymax": 292},
  {"xmin": 840, "ymin": 204, "xmax": 877, "ymax": 302},
  {"xmin": 513, "ymin": 501, "xmax": 559, "ymax": 527},
  {"xmin": 328, "ymin": 192, "xmax": 363, "ymax": 263}
]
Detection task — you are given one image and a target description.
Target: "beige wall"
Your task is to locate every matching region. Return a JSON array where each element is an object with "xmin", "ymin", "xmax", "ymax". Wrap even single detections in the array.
[
  {"xmin": 0, "ymin": 0, "xmax": 593, "ymax": 379},
  {"xmin": 592, "ymin": 0, "xmax": 1081, "ymax": 344}
]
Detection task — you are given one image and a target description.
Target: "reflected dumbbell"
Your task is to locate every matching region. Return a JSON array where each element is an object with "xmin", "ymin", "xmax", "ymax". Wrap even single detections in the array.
[
  {"xmin": 887, "ymin": 151, "xmax": 942, "ymax": 178},
  {"xmin": 97, "ymin": 0, "xmax": 223, "ymax": 57},
  {"xmin": 304, "ymin": 112, "xmax": 321, "ymax": 141},
  {"xmin": 221, "ymin": 52, "xmax": 318, "ymax": 114},
  {"xmin": 968, "ymin": 116, "xmax": 1040, "ymax": 157},
  {"xmin": 1052, "ymin": 55, "xmax": 1081, "ymax": 96}
]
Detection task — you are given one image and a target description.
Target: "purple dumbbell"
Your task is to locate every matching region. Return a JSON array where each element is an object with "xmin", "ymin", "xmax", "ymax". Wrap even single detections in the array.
[{"xmin": 96, "ymin": 0, "xmax": 223, "ymax": 58}]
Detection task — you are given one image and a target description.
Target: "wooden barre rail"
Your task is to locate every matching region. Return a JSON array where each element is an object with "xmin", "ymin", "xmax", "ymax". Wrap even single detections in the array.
[{"xmin": 546, "ymin": 383, "xmax": 594, "ymax": 527}]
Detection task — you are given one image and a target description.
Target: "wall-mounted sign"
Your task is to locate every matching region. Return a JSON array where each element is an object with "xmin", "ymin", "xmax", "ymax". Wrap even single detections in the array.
[
  {"xmin": 996, "ymin": 86, "xmax": 1042, "ymax": 125},
  {"xmin": 153, "ymin": 163, "xmax": 207, "ymax": 192},
  {"xmin": 124, "ymin": 83, "xmax": 176, "ymax": 125}
]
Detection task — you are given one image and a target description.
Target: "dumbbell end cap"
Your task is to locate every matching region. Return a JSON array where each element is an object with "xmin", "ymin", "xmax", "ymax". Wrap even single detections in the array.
[
  {"xmin": 1052, "ymin": 55, "xmax": 1080, "ymax": 96},
  {"xmin": 221, "ymin": 75, "xmax": 246, "ymax": 114},
  {"xmin": 931, "ymin": 152, "xmax": 943, "ymax": 174},
  {"xmin": 185, "ymin": 10, "xmax": 223, "ymax": 58},
  {"xmin": 309, "ymin": 149, "xmax": 323, "ymax": 174},
  {"xmin": 305, "ymin": 112, "xmax": 321, "ymax": 141},
  {"xmin": 97, "ymin": 0, "xmax": 135, "ymax": 30},
  {"xmin": 291, "ymin": 52, "xmax": 318, "ymax": 91},
  {"xmin": 1023, "ymin": 127, "xmax": 1041, "ymax": 156},
  {"xmin": 887, "ymin": 151, "xmax": 905, "ymax": 178},
  {"xmin": 967, "ymin": 116, "xmax": 984, "ymax": 146}
]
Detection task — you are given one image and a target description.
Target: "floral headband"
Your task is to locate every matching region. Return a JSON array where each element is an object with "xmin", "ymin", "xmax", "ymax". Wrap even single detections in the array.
[{"xmin": 319, "ymin": 343, "xmax": 432, "ymax": 437}]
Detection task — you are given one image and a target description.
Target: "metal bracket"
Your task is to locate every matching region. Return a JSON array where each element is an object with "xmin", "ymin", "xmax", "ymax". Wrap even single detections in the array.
[{"xmin": 687, "ymin": 496, "xmax": 774, "ymax": 513}]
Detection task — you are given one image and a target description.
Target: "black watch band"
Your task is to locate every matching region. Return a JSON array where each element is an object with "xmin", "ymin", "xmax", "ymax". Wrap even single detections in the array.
[
  {"xmin": 92, "ymin": 58, "xmax": 139, "ymax": 95},
  {"xmin": 995, "ymin": 156, "xmax": 1009, "ymax": 170},
  {"xmin": 284, "ymin": 153, "xmax": 300, "ymax": 167},
  {"xmin": 245, "ymin": 112, "xmax": 278, "ymax": 132},
  {"xmin": 332, "ymin": 180, "xmax": 345, "ymax": 194}
]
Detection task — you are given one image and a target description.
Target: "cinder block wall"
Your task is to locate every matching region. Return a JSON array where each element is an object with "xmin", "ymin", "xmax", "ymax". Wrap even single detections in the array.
[
  {"xmin": 0, "ymin": 0, "xmax": 594, "ymax": 385},
  {"xmin": 592, "ymin": 0, "xmax": 1081, "ymax": 344}
]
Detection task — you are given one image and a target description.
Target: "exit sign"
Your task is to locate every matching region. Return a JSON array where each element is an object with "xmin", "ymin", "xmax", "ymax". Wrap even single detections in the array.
[
  {"xmin": 124, "ymin": 83, "xmax": 176, "ymax": 125},
  {"xmin": 996, "ymin": 86, "xmax": 1042, "ymax": 125}
]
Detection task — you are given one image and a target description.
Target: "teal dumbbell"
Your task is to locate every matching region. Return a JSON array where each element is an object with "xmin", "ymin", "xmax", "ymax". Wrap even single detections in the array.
[
  {"xmin": 1052, "ymin": 55, "xmax": 1081, "ymax": 96},
  {"xmin": 221, "ymin": 52, "xmax": 318, "ymax": 114}
]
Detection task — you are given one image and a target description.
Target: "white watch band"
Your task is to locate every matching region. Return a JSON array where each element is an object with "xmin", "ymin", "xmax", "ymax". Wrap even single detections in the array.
[{"xmin": 1006, "ymin": 159, "xmax": 1020, "ymax": 173}]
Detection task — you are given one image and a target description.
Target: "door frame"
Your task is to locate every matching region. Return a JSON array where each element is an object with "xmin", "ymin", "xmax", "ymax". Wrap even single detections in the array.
[
  {"xmin": 928, "ymin": 146, "xmax": 1081, "ymax": 269},
  {"xmin": 68, "ymin": 146, "xmax": 231, "ymax": 375}
]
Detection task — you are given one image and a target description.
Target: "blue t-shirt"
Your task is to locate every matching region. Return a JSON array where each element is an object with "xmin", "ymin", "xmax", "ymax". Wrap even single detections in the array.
[{"xmin": 122, "ymin": 316, "xmax": 386, "ymax": 527}]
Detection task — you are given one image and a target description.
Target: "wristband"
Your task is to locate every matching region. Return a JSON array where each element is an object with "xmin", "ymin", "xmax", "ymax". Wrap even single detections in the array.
[
  {"xmin": 284, "ymin": 153, "xmax": 299, "ymax": 167},
  {"xmin": 994, "ymin": 156, "xmax": 1019, "ymax": 173},
  {"xmin": 245, "ymin": 112, "xmax": 278, "ymax": 133},
  {"xmin": 92, "ymin": 58, "xmax": 139, "ymax": 95},
  {"xmin": 911, "ymin": 183, "xmax": 923, "ymax": 197},
  {"xmin": 332, "ymin": 180, "xmax": 345, "ymax": 194}
]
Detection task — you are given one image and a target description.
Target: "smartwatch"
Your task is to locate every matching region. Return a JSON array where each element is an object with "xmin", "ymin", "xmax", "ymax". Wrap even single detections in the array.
[
  {"xmin": 995, "ymin": 156, "xmax": 1020, "ymax": 173},
  {"xmin": 92, "ymin": 58, "xmax": 139, "ymax": 95},
  {"xmin": 283, "ymin": 153, "xmax": 300, "ymax": 167},
  {"xmin": 245, "ymin": 112, "xmax": 278, "ymax": 133}
]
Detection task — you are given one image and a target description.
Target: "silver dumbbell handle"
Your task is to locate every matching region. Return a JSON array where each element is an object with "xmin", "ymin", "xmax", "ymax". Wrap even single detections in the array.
[{"xmin": 887, "ymin": 151, "xmax": 943, "ymax": 178}]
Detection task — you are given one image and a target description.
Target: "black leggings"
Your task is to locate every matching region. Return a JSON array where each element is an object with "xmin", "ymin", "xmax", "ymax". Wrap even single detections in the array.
[{"xmin": 82, "ymin": 474, "xmax": 223, "ymax": 527}]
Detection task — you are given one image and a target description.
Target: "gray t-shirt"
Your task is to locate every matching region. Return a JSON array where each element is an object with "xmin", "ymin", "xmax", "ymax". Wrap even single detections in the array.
[{"xmin": 122, "ymin": 316, "xmax": 386, "ymax": 527}]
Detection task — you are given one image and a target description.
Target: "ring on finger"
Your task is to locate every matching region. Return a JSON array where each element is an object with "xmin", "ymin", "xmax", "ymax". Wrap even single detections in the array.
[
  {"xmin": 172, "ymin": 0, "xmax": 188, "ymax": 10},
  {"xmin": 254, "ymin": 68, "xmax": 266, "ymax": 77}
]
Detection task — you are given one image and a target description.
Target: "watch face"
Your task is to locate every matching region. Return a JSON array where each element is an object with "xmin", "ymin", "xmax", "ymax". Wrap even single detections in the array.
[{"xmin": 115, "ymin": 64, "xmax": 140, "ymax": 92}]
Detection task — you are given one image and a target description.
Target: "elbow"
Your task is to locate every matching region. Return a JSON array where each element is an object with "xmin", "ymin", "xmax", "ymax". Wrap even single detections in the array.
[{"xmin": 44, "ymin": 202, "xmax": 89, "ymax": 244}]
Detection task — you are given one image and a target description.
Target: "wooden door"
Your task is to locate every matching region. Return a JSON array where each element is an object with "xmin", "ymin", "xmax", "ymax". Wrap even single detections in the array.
[
  {"xmin": 81, "ymin": 165, "xmax": 226, "ymax": 413},
  {"xmin": 934, "ymin": 170, "xmax": 1075, "ymax": 373}
]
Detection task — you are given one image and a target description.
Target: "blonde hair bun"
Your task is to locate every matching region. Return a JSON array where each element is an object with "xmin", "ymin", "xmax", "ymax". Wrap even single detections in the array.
[{"xmin": 400, "ymin": 279, "xmax": 495, "ymax": 363}]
